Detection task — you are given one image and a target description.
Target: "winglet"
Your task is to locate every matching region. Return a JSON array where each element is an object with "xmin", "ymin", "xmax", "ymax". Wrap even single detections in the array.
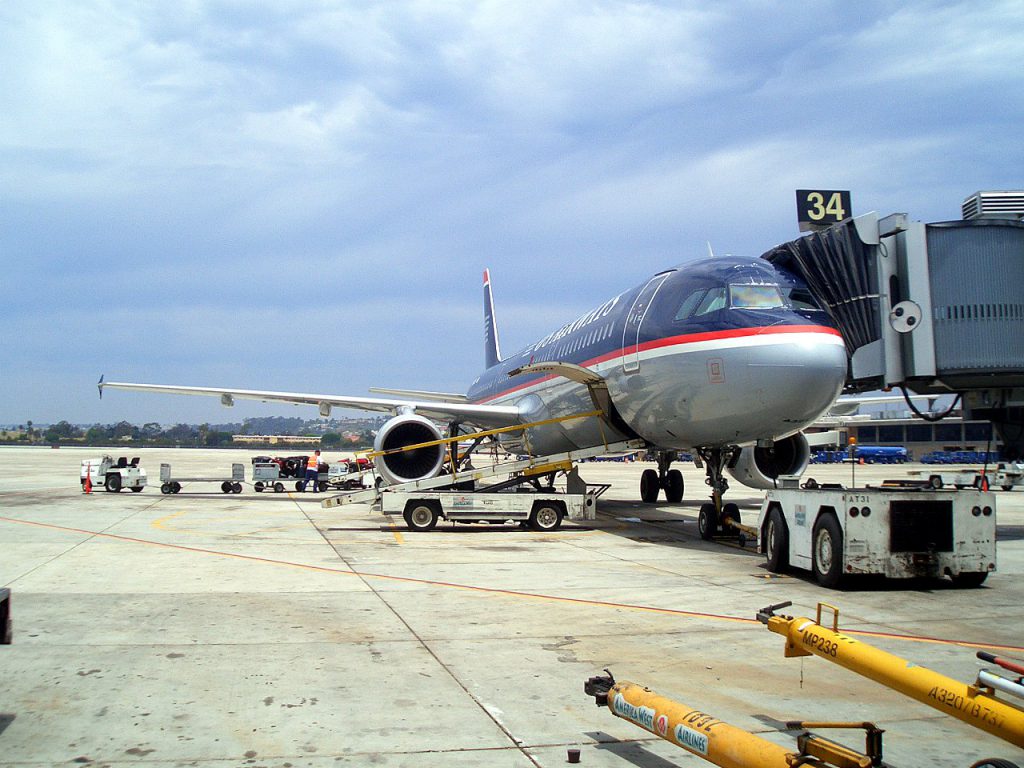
[
  {"xmin": 483, "ymin": 269, "xmax": 502, "ymax": 369},
  {"xmin": 97, "ymin": 374, "xmax": 104, "ymax": 400}
]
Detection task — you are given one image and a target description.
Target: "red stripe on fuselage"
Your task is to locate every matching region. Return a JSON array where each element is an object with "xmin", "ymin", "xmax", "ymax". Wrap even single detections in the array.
[{"xmin": 474, "ymin": 324, "xmax": 842, "ymax": 404}]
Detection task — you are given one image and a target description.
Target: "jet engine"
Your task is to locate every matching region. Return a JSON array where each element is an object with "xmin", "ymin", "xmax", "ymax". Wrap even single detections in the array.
[
  {"xmin": 726, "ymin": 433, "xmax": 811, "ymax": 490},
  {"xmin": 373, "ymin": 413, "xmax": 446, "ymax": 486}
]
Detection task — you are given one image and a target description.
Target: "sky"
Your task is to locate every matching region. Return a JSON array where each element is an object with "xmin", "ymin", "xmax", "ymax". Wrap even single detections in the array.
[{"xmin": 2, "ymin": 1, "xmax": 1022, "ymax": 426}]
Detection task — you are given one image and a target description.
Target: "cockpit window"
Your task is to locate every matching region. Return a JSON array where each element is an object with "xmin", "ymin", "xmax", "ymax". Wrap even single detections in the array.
[
  {"xmin": 694, "ymin": 287, "xmax": 727, "ymax": 316},
  {"xmin": 673, "ymin": 289, "xmax": 707, "ymax": 321},
  {"xmin": 729, "ymin": 284, "xmax": 786, "ymax": 310}
]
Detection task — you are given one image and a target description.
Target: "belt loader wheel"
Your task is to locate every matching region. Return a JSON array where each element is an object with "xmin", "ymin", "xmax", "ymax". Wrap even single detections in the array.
[
  {"xmin": 812, "ymin": 513, "xmax": 844, "ymax": 588},
  {"xmin": 404, "ymin": 501, "xmax": 440, "ymax": 532},
  {"xmin": 529, "ymin": 502, "xmax": 564, "ymax": 532},
  {"xmin": 698, "ymin": 503, "xmax": 718, "ymax": 540}
]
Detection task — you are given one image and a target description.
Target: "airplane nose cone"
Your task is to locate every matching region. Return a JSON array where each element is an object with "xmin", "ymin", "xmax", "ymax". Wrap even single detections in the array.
[{"xmin": 749, "ymin": 335, "xmax": 848, "ymax": 433}]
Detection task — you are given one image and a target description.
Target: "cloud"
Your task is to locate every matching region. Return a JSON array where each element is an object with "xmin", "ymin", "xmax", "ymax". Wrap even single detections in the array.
[{"xmin": 1, "ymin": 1, "xmax": 1022, "ymax": 423}]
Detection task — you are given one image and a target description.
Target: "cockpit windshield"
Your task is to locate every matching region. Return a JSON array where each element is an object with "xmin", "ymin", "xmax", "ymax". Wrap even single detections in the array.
[
  {"xmin": 728, "ymin": 283, "xmax": 786, "ymax": 310},
  {"xmin": 673, "ymin": 283, "xmax": 789, "ymax": 321}
]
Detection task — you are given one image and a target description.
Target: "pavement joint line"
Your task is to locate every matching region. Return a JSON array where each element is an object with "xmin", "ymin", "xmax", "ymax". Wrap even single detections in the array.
[
  {"xmin": 291, "ymin": 496, "xmax": 543, "ymax": 767},
  {"xmin": 2, "ymin": 514, "xmax": 1021, "ymax": 654}
]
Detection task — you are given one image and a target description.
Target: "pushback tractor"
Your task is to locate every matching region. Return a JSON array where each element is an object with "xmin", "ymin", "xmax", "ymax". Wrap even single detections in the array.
[{"xmin": 757, "ymin": 480, "xmax": 996, "ymax": 588}]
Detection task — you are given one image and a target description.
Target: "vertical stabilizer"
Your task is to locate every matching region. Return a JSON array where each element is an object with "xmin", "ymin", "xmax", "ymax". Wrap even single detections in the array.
[{"xmin": 483, "ymin": 268, "xmax": 502, "ymax": 368}]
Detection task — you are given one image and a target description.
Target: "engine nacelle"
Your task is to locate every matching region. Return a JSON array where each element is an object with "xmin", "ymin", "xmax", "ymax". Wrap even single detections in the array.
[
  {"xmin": 373, "ymin": 414, "xmax": 446, "ymax": 486},
  {"xmin": 726, "ymin": 433, "xmax": 811, "ymax": 490}
]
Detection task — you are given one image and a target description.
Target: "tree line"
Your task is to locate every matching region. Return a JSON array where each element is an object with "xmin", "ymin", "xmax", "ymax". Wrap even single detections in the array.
[{"xmin": 1, "ymin": 418, "xmax": 377, "ymax": 449}]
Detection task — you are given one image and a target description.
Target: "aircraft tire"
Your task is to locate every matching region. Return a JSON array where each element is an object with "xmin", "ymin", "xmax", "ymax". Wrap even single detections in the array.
[
  {"xmin": 640, "ymin": 469, "xmax": 659, "ymax": 503},
  {"xmin": 698, "ymin": 503, "xmax": 718, "ymax": 540},
  {"xmin": 664, "ymin": 469, "xmax": 684, "ymax": 503}
]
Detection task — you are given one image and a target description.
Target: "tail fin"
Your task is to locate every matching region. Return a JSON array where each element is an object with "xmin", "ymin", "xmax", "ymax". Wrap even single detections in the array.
[{"xmin": 483, "ymin": 268, "xmax": 502, "ymax": 368}]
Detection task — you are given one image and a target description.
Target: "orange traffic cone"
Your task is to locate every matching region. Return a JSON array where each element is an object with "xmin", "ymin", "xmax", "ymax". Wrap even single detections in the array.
[{"xmin": 83, "ymin": 463, "xmax": 92, "ymax": 494}]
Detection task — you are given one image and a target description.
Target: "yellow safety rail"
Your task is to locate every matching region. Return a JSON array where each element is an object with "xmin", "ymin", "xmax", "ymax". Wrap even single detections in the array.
[
  {"xmin": 758, "ymin": 601, "xmax": 1024, "ymax": 748},
  {"xmin": 360, "ymin": 409, "xmax": 606, "ymax": 461}
]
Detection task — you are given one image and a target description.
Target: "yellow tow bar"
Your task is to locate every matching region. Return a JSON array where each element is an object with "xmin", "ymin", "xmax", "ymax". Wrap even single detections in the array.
[
  {"xmin": 584, "ymin": 672, "xmax": 883, "ymax": 768},
  {"xmin": 757, "ymin": 601, "xmax": 1024, "ymax": 748}
]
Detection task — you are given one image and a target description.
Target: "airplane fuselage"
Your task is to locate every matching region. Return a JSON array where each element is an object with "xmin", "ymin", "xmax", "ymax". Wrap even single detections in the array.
[{"xmin": 466, "ymin": 257, "xmax": 848, "ymax": 455}]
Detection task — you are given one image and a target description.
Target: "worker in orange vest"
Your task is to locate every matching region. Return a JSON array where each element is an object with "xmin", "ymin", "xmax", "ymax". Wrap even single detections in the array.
[{"xmin": 304, "ymin": 449, "xmax": 322, "ymax": 492}]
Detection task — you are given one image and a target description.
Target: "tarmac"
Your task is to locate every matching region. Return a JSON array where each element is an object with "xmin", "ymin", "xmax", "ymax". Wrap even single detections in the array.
[{"xmin": 1, "ymin": 445, "xmax": 1022, "ymax": 768}]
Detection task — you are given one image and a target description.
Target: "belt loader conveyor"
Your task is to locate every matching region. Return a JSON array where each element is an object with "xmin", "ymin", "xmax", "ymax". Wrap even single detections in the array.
[{"xmin": 321, "ymin": 438, "xmax": 645, "ymax": 509}]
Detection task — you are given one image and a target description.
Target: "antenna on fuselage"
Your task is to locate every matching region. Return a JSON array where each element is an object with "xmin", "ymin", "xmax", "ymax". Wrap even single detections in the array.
[{"xmin": 706, "ymin": 241, "xmax": 716, "ymax": 259}]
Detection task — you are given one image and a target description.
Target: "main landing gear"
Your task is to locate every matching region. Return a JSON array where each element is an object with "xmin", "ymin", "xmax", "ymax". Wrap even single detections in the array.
[
  {"xmin": 695, "ymin": 447, "xmax": 741, "ymax": 541},
  {"xmin": 639, "ymin": 451, "xmax": 685, "ymax": 504}
]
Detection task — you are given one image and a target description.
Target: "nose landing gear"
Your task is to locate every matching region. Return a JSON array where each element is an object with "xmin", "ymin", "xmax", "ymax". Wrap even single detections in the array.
[{"xmin": 696, "ymin": 447, "xmax": 742, "ymax": 541}]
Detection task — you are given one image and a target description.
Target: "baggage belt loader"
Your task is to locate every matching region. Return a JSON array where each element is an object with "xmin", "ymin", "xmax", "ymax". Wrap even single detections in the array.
[{"xmin": 320, "ymin": 413, "xmax": 644, "ymax": 531}]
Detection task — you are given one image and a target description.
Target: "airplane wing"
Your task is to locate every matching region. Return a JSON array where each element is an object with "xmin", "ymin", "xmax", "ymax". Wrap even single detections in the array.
[{"xmin": 97, "ymin": 378, "xmax": 520, "ymax": 428}]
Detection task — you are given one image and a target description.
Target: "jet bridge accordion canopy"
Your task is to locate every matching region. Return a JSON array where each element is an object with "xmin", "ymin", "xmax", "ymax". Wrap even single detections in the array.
[{"xmin": 762, "ymin": 215, "xmax": 1024, "ymax": 392}]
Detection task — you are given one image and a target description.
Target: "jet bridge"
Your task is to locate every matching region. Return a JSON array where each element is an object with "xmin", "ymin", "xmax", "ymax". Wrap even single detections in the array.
[{"xmin": 763, "ymin": 191, "xmax": 1024, "ymax": 458}]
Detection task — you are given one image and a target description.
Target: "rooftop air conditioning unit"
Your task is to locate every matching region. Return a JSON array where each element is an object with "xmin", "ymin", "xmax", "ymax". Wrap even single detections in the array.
[{"xmin": 962, "ymin": 190, "xmax": 1024, "ymax": 220}]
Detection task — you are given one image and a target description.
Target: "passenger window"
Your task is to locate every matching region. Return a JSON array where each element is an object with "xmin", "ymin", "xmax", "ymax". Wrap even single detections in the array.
[
  {"xmin": 673, "ymin": 289, "xmax": 707, "ymax": 321},
  {"xmin": 694, "ymin": 287, "xmax": 727, "ymax": 316}
]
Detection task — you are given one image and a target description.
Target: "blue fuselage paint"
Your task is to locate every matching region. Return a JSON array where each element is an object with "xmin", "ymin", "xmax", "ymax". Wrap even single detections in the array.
[{"xmin": 465, "ymin": 257, "xmax": 848, "ymax": 455}]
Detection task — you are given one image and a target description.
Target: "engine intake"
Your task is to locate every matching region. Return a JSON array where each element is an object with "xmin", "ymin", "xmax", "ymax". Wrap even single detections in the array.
[
  {"xmin": 726, "ymin": 433, "xmax": 810, "ymax": 490},
  {"xmin": 373, "ymin": 414, "xmax": 446, "ymax": 486}
]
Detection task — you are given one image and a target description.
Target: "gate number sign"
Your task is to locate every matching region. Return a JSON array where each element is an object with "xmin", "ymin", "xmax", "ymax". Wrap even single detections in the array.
[{"xmin": 796, "ymin": 189, "xmax": 852, "ymax": 230}]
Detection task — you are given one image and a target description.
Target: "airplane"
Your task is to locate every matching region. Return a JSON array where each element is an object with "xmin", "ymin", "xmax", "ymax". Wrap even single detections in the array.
[{"xmin": 99, "ymin": 256, "xmax": 849, "ymax": 520}]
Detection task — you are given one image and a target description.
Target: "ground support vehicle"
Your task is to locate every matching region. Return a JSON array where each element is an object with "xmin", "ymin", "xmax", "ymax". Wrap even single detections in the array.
[
  {"xmin": 584, "ymin": 669, "xmax": 886, "ymax": 768},
  {"xmin": 252, "ymin": 461, "xmax": 300, "ymax": 493},
  {"xmin": 323, "ymin": 438, "xmax": 643, "ymax": 531},
  {"xmin": 759, "ymin": 601, "xmax": 1024, "ymax": 755},
  {"xmin": 80, "ymin": 456, "xmax": 147, "ymax": 493},
  {"xmin": 757, "ymin": 482, "xmax": 996, "ymax": 587},
  {"xmin": 909, "ymin": 463, "xmax": 1024, "ymax": 492},
  {"xmin": 325, "ymin": 459, "xmax": 377, "ymax": 491},
  {"xmin": 1, "ymin": 587, "xmax": 10, "ymax": 644},
  {"xmin": 159, "ymin": 463, "xmax": 244, "ymax": 494},
  {"xmin": 379, "ymin": 483, "xmax": 597, "ymax": 532}
]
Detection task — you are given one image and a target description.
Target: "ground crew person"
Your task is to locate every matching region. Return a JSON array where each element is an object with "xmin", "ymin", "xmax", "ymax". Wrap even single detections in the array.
[{"xmin": 305, "ymin": 449, "xmax": 322, "ymax": 492}]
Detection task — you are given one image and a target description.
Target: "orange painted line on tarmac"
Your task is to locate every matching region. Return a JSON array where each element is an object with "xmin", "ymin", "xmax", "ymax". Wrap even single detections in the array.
[{"xmin": 2, "ymin": 514, "xmax": 1021, "ymax": 654}]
